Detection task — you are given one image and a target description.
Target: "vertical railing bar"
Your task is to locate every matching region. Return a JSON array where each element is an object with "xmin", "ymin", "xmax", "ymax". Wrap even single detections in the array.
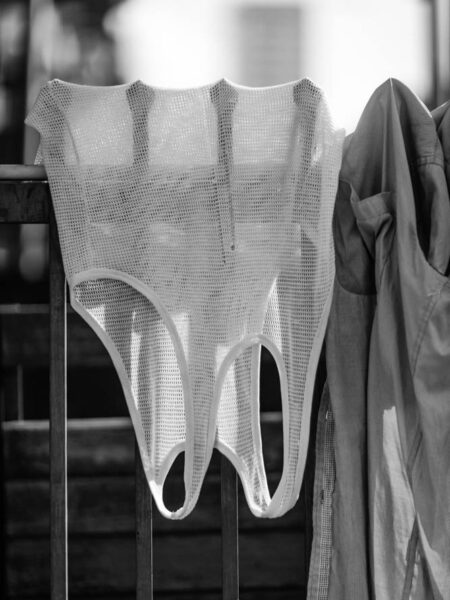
[
  {"xmin": 135, "ymin": 441, "xmax": 153, "ymax": 599},
  {"xmin": 304, "ymin": 479, "xmax": 313, "ymax": 586},
  {"xmin": 16, "ymin": 364, "xmax": 24, "ymax": 420},
  {"xmin": 49, "ymin": 206, "xmax": 68, "ymax": 600},
  {"xmin": 221, "ymin": 454, "xmax": 239, "ymax": 600},
  {"xmin": 430, "ymin": 0, "xmax": 440, "ymax": 107},
  {"xmin": 0, "ymin": 355, "xmax": 6, "ymax": 598}
]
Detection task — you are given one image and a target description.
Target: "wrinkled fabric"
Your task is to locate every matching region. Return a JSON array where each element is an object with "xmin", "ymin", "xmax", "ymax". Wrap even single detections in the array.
[
  {"xmin": 308, "ymin": 175, "xmax": 376, "ymax": 600},
  {"xmin": 309, "ymin": 79, "xmax": 450, "ymax": 599},
  {"xmin": 432, "ymin": 99, "xmax": 450, "ymax": 275}
]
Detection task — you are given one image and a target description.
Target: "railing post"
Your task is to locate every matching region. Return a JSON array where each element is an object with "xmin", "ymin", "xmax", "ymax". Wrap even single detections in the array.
[
  {"xmin": 136, "ymin": 442, "xmax": 153, "ymax": 599},
  {"xmin": 0, "ymin": 362, "xmax": 6, "ymax": 598},
  {"xmin": 221, "ymin": 455, "xmax": 239, "ymax": 600},
  {"xmin": 49, "ymin": 205, "xmax": 68, "ymax": 599}
]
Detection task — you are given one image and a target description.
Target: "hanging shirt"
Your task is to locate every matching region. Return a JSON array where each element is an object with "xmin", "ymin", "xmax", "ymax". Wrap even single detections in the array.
[
  {"xmin": 308, "ymin": 79, "xmax": 450, "ymax": 599},
  {"xmin": 25, "ymin": 77, "xmax": 344, "ymax": 519},
  {"xmin": 433, "ymin": 98, "xmax": 450, "ymax": 275}
]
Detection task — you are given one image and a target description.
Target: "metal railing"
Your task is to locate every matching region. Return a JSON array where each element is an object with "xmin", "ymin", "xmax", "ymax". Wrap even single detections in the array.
[{"xmin": 0, "ymin": 163, "xmax": 240, "ymax": 600}]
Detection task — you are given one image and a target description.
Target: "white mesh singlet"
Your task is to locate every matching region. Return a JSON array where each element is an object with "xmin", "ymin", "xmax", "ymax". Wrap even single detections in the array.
[{"xmin": 26, "ymin": 77, "xmax": 344, "ymax": 519}]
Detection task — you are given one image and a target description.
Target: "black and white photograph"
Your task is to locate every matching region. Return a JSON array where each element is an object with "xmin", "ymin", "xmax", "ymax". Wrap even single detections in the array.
[{"xmin": 0, "ymin": 1, "xmax": 449, "ymax": 599}]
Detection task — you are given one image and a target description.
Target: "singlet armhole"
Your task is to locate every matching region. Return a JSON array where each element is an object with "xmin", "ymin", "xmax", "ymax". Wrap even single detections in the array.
[
  {"xmin": 212, "ymin": 332, "xmax": 290, "ymax": 517},
  {"xmin": 70, "ymin": 267, "xmax": 197, "ymax": 520}
]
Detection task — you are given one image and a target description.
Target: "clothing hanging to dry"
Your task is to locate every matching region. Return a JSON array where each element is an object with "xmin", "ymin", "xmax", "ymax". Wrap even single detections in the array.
[
  {"xmin": 308, "ymin": 79, "xmax": 450, "ymax": 600},
  {"xmin": 25, "ymin": 76, "xmax": 344, "ymax": 520},
  {"xmin": 25, "ymin": 75, "xmax": 450, "ymax": 598}
]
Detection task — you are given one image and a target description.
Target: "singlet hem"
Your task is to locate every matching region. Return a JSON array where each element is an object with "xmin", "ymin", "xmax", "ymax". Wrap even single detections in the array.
[
  {"xmin": 70, "ymin": 267, "xmax": 196, "ymax": 519},
  {"xmin": 70, "ymin": 268, "xmax": 296, "ymax": 518},
  {"xmin": 70, "ymin": 265, "xmax": 335, "ymax": 519},
  {"xmin": 211, "ymin": 331, "xmax": 290, "ymax": 517}
]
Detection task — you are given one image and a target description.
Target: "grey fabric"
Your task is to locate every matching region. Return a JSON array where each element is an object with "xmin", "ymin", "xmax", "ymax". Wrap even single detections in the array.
[
  {"xmin": 349, "ymin": 80, "xmax": 450, "ymax": 598},
  {"xmin": 309, "ymin": 79, "xmax": 450, "ymax": 599},
  {"xmin": 432, "ymin": 98, "xmax": 450, "ymax": 273}
]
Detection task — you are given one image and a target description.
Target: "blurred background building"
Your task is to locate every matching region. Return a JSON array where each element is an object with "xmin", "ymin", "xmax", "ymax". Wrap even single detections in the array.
[
  {"xmin": 1, "ymin": 0, "xmax": 448, "ymax": 305},
  {"xmin": 0, "ymin": 0, "xmax": 449, "ymax": 413}
]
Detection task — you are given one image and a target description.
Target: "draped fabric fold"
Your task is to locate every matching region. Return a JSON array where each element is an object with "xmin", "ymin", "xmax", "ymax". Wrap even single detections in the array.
[{"xmin": 309, "ymin": 78, "xmax": 450, "ymax": 600}]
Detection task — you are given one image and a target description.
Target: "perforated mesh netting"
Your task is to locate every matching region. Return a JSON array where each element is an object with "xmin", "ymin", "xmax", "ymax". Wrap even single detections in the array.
[{"xmin": 26, "ymin": 77, "xmax": 343, "ymax": 519}]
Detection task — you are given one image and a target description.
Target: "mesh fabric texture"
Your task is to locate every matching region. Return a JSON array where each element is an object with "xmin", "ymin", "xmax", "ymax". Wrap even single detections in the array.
[{"xmin": 26, "ymin": 77, "xmax": 343, "ymax": 519}]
